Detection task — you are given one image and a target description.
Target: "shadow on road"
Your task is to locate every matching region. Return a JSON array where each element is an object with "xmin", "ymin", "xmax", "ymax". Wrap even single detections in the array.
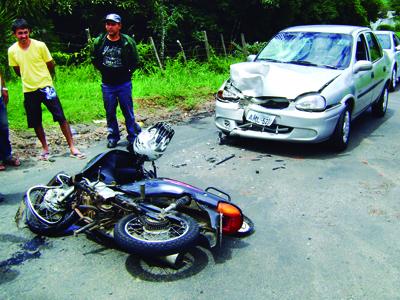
[{"xmin": 124, "ymin": 237, "xmax": 251, "ymax": 282}]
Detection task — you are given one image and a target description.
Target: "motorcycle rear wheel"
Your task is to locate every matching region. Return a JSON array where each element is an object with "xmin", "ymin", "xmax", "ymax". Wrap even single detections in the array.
[
  {"xmin": 25, "ymin": 174, "xmax": 78, "ymax": 236},
  {"xmin": 114, "ymin": 213, "xmax": 200, "ymax": 256}
]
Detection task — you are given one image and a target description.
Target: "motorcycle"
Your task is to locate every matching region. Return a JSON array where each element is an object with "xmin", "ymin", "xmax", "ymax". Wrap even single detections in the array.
[{"xmin": 23, "ymin": 122, "xmax": 254, "ymax": 259}]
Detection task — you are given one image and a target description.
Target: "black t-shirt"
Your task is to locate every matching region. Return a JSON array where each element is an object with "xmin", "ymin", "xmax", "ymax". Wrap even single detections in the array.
[{"xmin": 100, "ymin": 38, "xmax": 131, "ymax": 85}]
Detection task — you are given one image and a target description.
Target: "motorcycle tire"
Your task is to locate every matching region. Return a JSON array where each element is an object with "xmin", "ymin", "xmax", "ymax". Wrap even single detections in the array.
[
  {"xmin": 114, "ymin": 213, "xmax": 200, "ymax": 256},
  {"xmin": 232, "ymin": 215, "xmax": 255, "ymax": 238},
  {"xmin": 25, "ymin": 173, "xmax": 78, "ymax": 236}
]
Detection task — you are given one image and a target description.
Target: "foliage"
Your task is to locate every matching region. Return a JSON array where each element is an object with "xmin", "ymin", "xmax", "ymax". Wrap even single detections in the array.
[
  {"xmin": 0, "ymin": 8, "xmax": 15, "ymax": 78},
  {"xmin": 377, "ymin": 24, "xmax": 396, "ymax": 30}
]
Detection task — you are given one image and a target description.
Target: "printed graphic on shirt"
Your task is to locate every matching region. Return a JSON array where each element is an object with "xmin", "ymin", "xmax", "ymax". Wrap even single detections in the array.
[{"xmin": 102, "ymin": 45, "xmax": 123, "ymax": 68}]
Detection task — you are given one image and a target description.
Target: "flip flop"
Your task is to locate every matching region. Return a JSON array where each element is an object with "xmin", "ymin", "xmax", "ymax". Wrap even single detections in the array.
[
  {"xmin": 70, "ymin": 152, "xmax": 86, "ymax": 159},
  {"xmin": 39, "ymin": 152, "xmax": 50, "ymax": 161},
  {"xmin": 4, "ymin": 157, "xmax": 21, "ymax": 167}
]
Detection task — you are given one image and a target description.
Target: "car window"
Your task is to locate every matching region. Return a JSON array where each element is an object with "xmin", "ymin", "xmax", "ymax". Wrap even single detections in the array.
[
  {"xmin": 257, "ymin": 31, "xmax": 352, "ymax": 69},
  {"xmin": 376, "ymin": 34, "xmax": 391, "ymax": 49},
  {"xmin": 365, "ymin": 32, "xmax": 383, "ymax": 62},
  {"xmin": 356, "ymin": 34, "xmax": 369, "ymax": 61},
  {"xmin": 394, "ymin": 34, "xmax": 400, "ymax": 47}
]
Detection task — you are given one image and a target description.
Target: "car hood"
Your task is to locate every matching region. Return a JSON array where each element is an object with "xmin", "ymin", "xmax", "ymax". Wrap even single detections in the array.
[{"xmin": 230, "ymin": 61, "xmax": 342, "ymax": 99}]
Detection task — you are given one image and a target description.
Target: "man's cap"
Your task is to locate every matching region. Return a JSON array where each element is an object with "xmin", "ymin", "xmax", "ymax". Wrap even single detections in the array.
[{"xmin": 104, "ymin": 14, "xmax": 121, "ymax": 23}]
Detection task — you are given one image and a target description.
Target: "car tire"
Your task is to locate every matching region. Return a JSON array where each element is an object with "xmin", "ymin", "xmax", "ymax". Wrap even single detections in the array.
[
  {"xmin": 371, "ymin": 85, "xmax": 389, "ymax": 118},
  {"xmin": 330, "ymin": 105, "xmax": 351, "ymax": 152},
  {"xmin": 390, "ymin": 68, "xmax": 397, "ymax": 92}
]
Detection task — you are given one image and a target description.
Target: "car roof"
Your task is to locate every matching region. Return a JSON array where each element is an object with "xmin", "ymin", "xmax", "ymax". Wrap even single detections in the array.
[
  {"xmin": 281, "ymin": 24, "xmax": 369, "ymax": 35},
  {"xmin": 373, "ymin": 30, "xmax": 394, "ymax": 35}
]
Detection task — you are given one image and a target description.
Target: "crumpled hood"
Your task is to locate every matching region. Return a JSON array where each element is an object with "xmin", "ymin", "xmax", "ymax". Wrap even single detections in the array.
[{"xmin": 230, "ymin": 61, "xmax": 342, "ymax": 99}]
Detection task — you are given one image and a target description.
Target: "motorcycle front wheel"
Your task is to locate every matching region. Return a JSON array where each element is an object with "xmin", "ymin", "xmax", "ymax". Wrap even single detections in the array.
[
  {"xmin": 114, "ymin": 213, "xmax": 200, "ymax": 256},
  {"xmin": 25, "ymin": 174, "xmax": 78, "ymax": 236}
]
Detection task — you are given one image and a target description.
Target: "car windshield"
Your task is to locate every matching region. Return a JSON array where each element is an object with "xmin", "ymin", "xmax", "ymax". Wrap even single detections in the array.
[
  {"xmin": 257, "ymin": 31, "xmax": 353, "ymax": 69},
  {"xmin": 375, "ymin": 34, "xmax": 391, "ymax": 49}
]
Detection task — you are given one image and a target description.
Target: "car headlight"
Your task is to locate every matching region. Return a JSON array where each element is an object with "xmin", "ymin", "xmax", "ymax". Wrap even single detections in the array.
[
  {"xmin": 295, "ymin": 94, "xmax": 326, "ymax": 112},
  {"xmin": 217, "ymin": 82, "xmax": 241, "ymax": 102}
]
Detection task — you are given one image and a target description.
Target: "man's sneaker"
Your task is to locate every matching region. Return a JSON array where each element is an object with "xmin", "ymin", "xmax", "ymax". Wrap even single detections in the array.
[{"xmin": 107, "ymin": 140, "xmax": 117, "ymax": 148}]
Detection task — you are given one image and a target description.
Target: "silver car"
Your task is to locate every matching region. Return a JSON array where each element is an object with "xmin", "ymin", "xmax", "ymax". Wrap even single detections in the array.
[
  {"xmin": 215, "ymin": 25, "xmax": 391, "ymax": 151},
  {"xmin": 375, "ymin": 30, "xmax": 400, "ymax": 91}
]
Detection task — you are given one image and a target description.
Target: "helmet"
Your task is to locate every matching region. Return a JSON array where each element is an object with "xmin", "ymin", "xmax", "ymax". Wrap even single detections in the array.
[{"xmin": 133, "ymin": 122, "xmax": 175, "ymax": 161}]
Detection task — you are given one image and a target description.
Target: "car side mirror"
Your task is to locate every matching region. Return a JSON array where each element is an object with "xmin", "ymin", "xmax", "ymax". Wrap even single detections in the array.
[
  {"xmin": 247, "ymin": 54, "xmax": 256, "ymax": 62},
  {"xmin": 395, "ymin": 45, "xmax": 400, "ymax": 52},
  {"xmin": 353, "ymin": 60, "xmax": 373, "ymax": 73}
]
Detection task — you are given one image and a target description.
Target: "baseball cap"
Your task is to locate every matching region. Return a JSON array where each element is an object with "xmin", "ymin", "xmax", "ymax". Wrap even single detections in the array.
[{"xmin": 104, "ymin": 13, "xmax": 121, "ymax": 23}]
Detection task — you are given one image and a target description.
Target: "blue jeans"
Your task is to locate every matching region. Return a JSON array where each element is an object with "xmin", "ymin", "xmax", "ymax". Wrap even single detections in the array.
[
  {"xmin": 0, "ymin": 97, "xmax": 12, "ymax": 162},
  {"xmin": 101, "ymin": 81, "xmax": 141, "ymax": 144}
]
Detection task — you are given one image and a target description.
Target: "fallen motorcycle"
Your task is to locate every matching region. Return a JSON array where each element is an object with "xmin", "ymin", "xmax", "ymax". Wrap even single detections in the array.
[{"xmin": 23, "ymin": 122, "xmax": 254, "ymax": 258}]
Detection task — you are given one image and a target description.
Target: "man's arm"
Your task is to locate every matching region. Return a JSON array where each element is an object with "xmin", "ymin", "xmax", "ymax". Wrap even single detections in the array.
[
  {"xmin": 46, "ymin": 60, "xmax": 55, "ymax": 78},
  {"xmin": 12, "ymin": 66, "xmax": 21, "ymax": 77},
  {"xmin": 1, "ymin": 76, "xmax": 9, "ymax": 105}
]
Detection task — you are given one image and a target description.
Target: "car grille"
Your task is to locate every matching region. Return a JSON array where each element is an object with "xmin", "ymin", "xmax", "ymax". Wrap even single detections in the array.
[
  {"xmin": 252, "ymin": 97, "xmax": 290, "ymax": 109},
  {"xmin": 241, "ymin": 122, "xmax": 293, "ymax": 134}
]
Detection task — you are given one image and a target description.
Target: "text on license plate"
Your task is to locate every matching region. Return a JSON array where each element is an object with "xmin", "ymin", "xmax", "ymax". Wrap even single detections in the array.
[{"xmin": 246, "ymin": 111, "xmax": 275, "ymax": 126}]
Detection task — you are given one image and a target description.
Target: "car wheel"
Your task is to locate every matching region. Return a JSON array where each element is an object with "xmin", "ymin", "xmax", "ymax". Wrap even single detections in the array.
[
  {"xmin": 390, "ymin": 68, "xmax": 397, "ymax": 91},
  {"xmin": 371, "ymin": 85, "xmax": 389, "ymax": 118},
  {"xmin": 330, "ymin": 105, "xmax": 351, "ymax": 152}
]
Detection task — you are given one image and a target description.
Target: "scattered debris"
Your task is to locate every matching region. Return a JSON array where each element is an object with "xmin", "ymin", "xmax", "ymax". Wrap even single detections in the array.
[
  {"xmin": 171, "ymin": 163, "xmax": 187, "ymax": 168},
  {"xmin": 215, "ymin": 154, "xmax": 235, "ymax": 166}
]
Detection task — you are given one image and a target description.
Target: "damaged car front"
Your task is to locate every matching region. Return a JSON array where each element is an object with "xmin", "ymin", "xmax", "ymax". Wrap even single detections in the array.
[{"xmin": 215, "ymin": 25, "xmax": 390, "ymax": 151}]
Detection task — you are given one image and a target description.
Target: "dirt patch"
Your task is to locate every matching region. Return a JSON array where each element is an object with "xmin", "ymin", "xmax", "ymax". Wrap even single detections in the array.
[{"xmin": 9, "ymin": 99, "xmax": 215, "ymax": 161}]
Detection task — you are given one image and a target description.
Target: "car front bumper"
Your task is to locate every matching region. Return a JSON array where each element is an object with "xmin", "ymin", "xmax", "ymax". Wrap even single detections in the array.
[{"xmin": 215, "ymin": 99, "xmax": 343, "ymax": 143}]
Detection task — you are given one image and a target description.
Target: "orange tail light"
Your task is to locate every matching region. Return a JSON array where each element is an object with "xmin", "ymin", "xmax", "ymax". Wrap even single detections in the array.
[{"xmin": 217, "ymin": 202, "xmax": 243, "ymax": 234}]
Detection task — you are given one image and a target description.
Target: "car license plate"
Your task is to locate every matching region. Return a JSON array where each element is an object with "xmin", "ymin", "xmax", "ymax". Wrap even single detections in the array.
[{"xmin": 246, "ymin": 111, "xmax": 275, "ymax": 126}]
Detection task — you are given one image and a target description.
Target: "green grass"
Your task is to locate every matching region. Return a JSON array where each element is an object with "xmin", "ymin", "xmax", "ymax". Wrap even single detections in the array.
[{"xmin": 6, "ymin": 56, "xmax": 240, "ymax": 130}]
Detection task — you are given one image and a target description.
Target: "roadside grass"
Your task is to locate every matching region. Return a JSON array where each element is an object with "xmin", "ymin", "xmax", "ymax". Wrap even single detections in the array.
[{"xmin": 7, "ymin": 56, "xmax": 240, "ymax": 130}]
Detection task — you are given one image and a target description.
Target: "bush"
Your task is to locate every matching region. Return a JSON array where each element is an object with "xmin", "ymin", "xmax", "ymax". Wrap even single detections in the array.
[{"xmin": 377, "ymin": 24, "xmax": 395, "ymax": 31}]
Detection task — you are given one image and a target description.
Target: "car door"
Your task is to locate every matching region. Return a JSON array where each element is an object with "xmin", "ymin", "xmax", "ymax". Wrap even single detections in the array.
[
  {"xmin": 353, "ymin": 33, "xmax": 374, "ymax": 115},
  {"xmin": 393, "ymin": 33, "xmax": 400, "ymax": 78},
  {"xmin": 364, "ymin": 32, "xmax": 387, "ymax": 102}
]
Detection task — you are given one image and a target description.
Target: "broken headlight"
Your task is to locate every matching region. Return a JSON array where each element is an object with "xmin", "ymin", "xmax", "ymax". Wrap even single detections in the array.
[{"xmin": 216, "ymin": 81, "xmax": 242, "ymax": 102}]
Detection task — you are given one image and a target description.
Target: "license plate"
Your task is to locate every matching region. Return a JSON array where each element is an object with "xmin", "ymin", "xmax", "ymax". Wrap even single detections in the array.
[{"xmin": 246, "ymin": 111, "xmax": 275, "ymax": 126}]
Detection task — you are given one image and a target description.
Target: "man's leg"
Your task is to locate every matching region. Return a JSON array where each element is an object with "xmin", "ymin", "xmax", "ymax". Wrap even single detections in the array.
[
  {"xmin": 59, "ymin": 120, "xmax": 80, "ymax": 155},
  {"xmin": 117, "ymin": 81, "xmax": 141, "ymax": 145},
  {"xmin": 0, "ymin": 100, "xmax": 12, "ymax": 162},
  {"xmin": 34, "ymin": 125, "xmax": 49, "ymax": 154},
  {"xmin": 102, "ymin": 84, "xmax": 120, "ymax": 147}
]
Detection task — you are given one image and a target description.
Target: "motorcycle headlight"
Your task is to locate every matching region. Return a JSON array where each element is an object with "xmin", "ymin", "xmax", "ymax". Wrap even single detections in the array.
[{"xmin": 295, "ymin": 94, "xmax": 326, "ymax": 112}]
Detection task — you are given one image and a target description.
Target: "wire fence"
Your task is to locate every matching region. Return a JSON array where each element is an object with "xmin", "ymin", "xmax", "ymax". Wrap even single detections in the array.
[{"xmin": 33, "ymin": 29, "xmax": 263, "ymax": 67}]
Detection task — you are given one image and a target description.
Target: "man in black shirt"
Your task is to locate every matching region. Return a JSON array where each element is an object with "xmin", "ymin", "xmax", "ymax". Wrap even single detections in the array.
[{"xmin": 91, "ymin": 13, "xmax": 141, "ymax": 149}]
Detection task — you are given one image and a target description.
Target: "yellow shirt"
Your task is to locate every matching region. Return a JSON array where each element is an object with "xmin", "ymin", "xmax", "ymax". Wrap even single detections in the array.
[{"xmin": 8, "ymin": 39, "xmax": 53, "ymax": 93}]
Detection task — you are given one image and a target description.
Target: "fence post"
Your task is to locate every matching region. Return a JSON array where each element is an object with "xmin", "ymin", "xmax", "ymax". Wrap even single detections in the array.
[
  {"xmin": 220, "ymin": 33, "xmax": 227, "ymax": 57},
  {"xmin": 176, "ymin": 40, "xmax": 187, "ymax": 64},
  {"xmin": 241, "ymin": 33, "xmax": 248, "ymax": 56},
  {"xmin": 149, "ymin": 36, "xmax": 163, "ymax": 70},
  {"xmin": 85, "ymin": 28, "xmax": 91, "ymax": 41},
  {"xmin": 203, "ymin": 31, "xmax": 210, "ymax": 61}
]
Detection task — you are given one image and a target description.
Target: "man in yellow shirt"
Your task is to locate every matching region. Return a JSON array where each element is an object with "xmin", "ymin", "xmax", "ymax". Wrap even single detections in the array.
[{"xmin": 8, "ymin": 19, "xmax": 85, "ymax": 160}]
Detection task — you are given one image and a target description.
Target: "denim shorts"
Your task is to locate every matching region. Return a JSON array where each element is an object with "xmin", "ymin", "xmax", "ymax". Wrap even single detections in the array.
[{"xmin": 23, "ymin": 87, "xmax": 66, "ymax": 128}]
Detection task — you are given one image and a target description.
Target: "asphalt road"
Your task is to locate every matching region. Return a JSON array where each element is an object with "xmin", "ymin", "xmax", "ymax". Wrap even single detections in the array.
[{"xmin": 1, "ymin": 89, "xmax": 400, "ymax": 299}]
